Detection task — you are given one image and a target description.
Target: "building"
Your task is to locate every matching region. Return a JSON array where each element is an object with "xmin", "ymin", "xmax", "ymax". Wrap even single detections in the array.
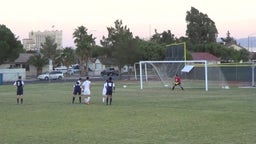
[
  {"xmin": 22, "ymin": 30, "xmax": 62, "ymax": 51},
  {"xmin": 191, "ymin": 52, "xmax": 221, "ymax": 64},
  {"xmin": 227, "ymin": 44, "xmax": 247, "ymax": 51}
]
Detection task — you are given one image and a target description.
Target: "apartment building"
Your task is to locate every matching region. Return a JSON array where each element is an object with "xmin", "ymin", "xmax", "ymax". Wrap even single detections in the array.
[{"xmin": 22, "ymin": 30, "xmax": 62, "ymax": 51}]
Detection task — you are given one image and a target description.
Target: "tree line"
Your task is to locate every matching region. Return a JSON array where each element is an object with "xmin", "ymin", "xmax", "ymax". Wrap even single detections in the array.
[{"xmin": 1, "ymin": 7, "xmax": 255, "ymax": 77}]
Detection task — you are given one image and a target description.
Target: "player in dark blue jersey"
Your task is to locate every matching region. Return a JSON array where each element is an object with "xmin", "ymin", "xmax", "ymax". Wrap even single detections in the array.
[
  {"xmin": 72, "ymin": 78, "xmax": 82, "ymax": 104},
  {"xmin": 13, "ymin": 76, "xmax": 24, "ymax": 104},
  {"xmin": 106, "ymin": 77, "xmax": 115, "ymax": 105}
]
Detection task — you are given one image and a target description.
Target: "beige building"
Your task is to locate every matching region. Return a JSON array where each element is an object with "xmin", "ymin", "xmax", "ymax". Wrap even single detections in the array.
[{"xmin": 23, "ymin": 30, "xmax": 62, "ymax": 51}]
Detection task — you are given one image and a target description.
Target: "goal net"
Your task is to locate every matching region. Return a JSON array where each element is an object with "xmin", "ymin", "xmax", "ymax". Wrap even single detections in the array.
[{"xmin": 137, "ymin": 60, "xmax": 229, "ymax": 91}]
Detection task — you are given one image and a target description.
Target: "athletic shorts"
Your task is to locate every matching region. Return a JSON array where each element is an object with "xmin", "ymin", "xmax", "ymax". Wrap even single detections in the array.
[
  {"xmin": 83, "ymin": 89, "xmax": 91, "ymax": 95},
  {"xmin": 106, "ymin": 90, "xmax": 113, "ymax": 95},
  {"xmin": 175, "ymin": 82, "xmax": 181, "ymax": 85},
  {"xmin": 73, "ymin": 89, "xmax": 81, "ymax": 95},
  {"xmin": 17, "ymin": 87, "xmax": 23, "ymax": 95}
]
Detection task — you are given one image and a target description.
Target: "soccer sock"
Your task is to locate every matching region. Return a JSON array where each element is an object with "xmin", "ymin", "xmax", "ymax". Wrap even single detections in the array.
[
  {"xmin": 72, "ymin": 97, "xmax": 75, "ymax": 103},
  {"xmin": 110, "ymin": 98, "xmax": 112, "ymax": 105},
  {"xmin": 84, "ymin": 98, "xmax": 87, "ymax": 103},
  {"xmin": 106, "ymin": 98, "xmax": 108, "ymax": 105},
  {"xmin": 102, "ymin": 97, "xmax": 105, "ymax": 103},
  {"xmin": 21, "ymin": 98, "xmax": 23, "ymax": 104},
  {"xmin": 87, "ymin": 97, "xmax": 91, "ymax": 103},
  {"xmin": 17, "ymin": 98, "xmax": 19, "ymax": 104},
  {"xmin": 79, "ymin": 97, "xmax": 81, "ymax": 103}
]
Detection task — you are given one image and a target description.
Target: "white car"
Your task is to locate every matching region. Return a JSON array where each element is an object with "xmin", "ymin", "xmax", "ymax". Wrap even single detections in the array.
[{"xmin": 37, "ymin": 71, "xmax": 64, "ymax": 80}]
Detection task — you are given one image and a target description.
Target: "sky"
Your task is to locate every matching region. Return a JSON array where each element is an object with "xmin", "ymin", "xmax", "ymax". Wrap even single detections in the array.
[{"xmin": 1, "ymin": 0, "xmax": 256, "ymax": 47}]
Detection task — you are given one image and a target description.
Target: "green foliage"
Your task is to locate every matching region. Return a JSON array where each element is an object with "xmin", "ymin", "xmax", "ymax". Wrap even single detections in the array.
[
  {"xmin": 60, "ymin": 47, "xmax": 76, "ymax": 68},
  {"xmin": 28, "ymin": 54, "xmax": 48, "ymax": 75},
  {"xmin": 137, "ymin": 39, "xmax": 166, "ymax": 60},
  {"xmin": 91, "ymin": 45, "xmax": 106, "ymax": 58},
  {"xmin": 150, "ymin": 29, "xmax": 176, "ymax": 44},
  {"xmin": 101, "ymin": 20, "xmax": 139, "ymax": 71},
  {"xmin": 40, "ymin": 36, "xmax": 58, "ymax": 66},
  {"xmin": 73, "ymin": 26, "xmax": 96, "ymax": 76},
  {"xmin": 221, "ymin": 31, "xmax": 237, "ymax": 45},
  {"xmin": 1, "ymin": 82, "xmax": 256, "ymax": 144},
  {"xmin": 186, "ymin": 7, "xmax": 218, "ymax": 44},
  {"xmin": 0, "ymin": 24, "xmax": 23, "ymax": 64},
  {"xmin": 188, "ymin": 42, "xmax": 249, "ymax": 62}
]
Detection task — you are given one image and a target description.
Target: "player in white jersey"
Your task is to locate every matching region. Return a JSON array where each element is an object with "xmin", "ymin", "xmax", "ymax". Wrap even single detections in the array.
[
  {"xmin": 82, "ymin": 76, "xmax": 91, "ymax": 105},
  {"xmin": 102, "ymin": 79, "xmax": 108, "ymax": 103}
]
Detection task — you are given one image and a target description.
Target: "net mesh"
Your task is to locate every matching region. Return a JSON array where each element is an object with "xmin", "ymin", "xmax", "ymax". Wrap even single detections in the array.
[{"xmin": 137, "ymin": 61, "xmax": 229, "ymax": 90}]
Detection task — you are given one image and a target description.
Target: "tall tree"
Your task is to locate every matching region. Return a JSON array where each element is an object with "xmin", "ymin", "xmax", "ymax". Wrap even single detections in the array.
[
  {"xmin": 60, "ymin": 47, "xmax": 75, "ymax": 76},
  {"xmin": 0, "ymin": 25, "xmax": 24, "ymax": 64},
  {"xmin": 28, "ymin": 54, "xmax": 48, "ymax": 75},
  {"xmin": 137, "ymin": 39, "xmax": 166, "ymax": 60},
  {"xmin": 40, "ymin": 36, "xmax": 58, "ymax": 68},
  {"xmin": 101, "ymin": 20, "xmax": 138, "ymax": 77},
  {"xmin": 151, "ymin": 29, "xmax": 176, "ymax": 44},
  {"xmin": 73, "ymin": 26, "xmax": 95, "ymax": 76},
  {"xmin": 186, "ymin": 7, "xmax": 218, "ymax": 44},
  {"xmin": 221, "ymin": 31, "xmax": 237, "ymax": 45}
]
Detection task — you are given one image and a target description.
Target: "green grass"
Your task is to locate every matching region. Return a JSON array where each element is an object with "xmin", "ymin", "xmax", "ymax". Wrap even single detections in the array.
[{"xmin": 1, "ymin": 81, "xmax": 256, "ymax": 144}]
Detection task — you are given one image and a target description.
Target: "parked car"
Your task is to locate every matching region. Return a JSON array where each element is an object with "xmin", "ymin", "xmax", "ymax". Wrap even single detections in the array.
[
  {"xmin": 101, "ymin": 67, "xmax": 119, "ymax": 76},
  {"xmin": 54, "ymin": 66, "xmax": 68, "ymax": 74},
  {"xmin": 37, "ymin": 71, "xmax": 64, "ymax": 80}
]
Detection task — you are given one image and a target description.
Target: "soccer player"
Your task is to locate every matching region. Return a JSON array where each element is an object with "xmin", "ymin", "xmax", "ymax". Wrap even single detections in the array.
[
  {"xmin": 102, "ymin": 79, "xmax": 108, "ymax": 103},
  {"xmin": 13, "ymin": 76, "xmax": 24, "ymax": 104},
  {"xmin": 82, "ymin": 76, "xmax": 91, "ymax": 105},
  {"xmin": 172, "ymin": 74, "xmax": 184, "ymax": 90},
  {"xmin": 106, "ymin": 77, "xmax": 115, "ymax": 105},
  {"xmin": 72, "ymin": 78, "xmax": 82, "ymax": 104}
]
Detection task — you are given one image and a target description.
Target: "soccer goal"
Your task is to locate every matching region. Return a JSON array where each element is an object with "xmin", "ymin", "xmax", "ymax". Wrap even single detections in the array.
[{"xmin": 137, "ymin": 60, "xmax": 223, "ymax": 91}]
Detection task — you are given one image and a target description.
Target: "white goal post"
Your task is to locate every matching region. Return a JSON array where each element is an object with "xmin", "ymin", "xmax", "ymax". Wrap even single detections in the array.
[{"xmin": 138, "ymin": 60, "xmax": 208, "ymax": 91}]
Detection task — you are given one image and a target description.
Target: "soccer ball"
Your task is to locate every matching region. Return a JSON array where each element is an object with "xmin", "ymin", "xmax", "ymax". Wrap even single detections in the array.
[{"xmin": 123, "ymin": 85, "xmax": 127, "ymax": 88}]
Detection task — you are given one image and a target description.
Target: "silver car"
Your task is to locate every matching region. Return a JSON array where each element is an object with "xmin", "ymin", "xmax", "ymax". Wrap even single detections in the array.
[{"xmin": 37, "ymin": 71, "xmax": 64, "ymax": 80}]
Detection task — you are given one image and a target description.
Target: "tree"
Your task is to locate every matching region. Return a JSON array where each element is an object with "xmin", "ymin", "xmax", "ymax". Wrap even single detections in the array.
[
  {"xmin": 40, "ymin": 36, "xmax": 58, "ymax": 68},
  {"xmin": 73, "ymin": 26, "xmax": 95, "ymax": 76},
  {"xmin": 60, "ymin": 47, "xmax": 76, "ymax": 76},
  {"xmin": 0, "ymin": 24, "xmax": 24, "ymax": 64},
  {"xmin": 101, "ymin": 20, "xmax": 139, "ymax": 77},
  {"xmin": 237, "ymin": 49, "xmax": 249, "ymax": 62},
  {"xmin": 150, "ymin": 29, "xmax": 176, "ymax": 44},
  {"xmin": 137, "ymin": 39, "xmax": 166, "ymax": 60},
  {"xmin": 186, "ymin": 7, "xmax": 218, "ymax": 44},
  {"xmin": 221, "ymin": 31, "xmax": 237, "ymax": 45},
  {"xmin": 28, "ymin": 54, "xmax": 48, "ymax": 75}
]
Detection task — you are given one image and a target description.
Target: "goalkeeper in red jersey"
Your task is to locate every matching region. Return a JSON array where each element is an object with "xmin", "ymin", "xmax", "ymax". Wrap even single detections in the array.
[{"xmin": 172, "ymin": 74, "xmax": 184, "ymax": 90}]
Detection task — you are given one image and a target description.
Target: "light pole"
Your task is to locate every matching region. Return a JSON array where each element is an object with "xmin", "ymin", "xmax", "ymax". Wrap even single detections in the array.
[{"xmin": 252, "ymin": 60, "xmax": 256, "ymax": 87}]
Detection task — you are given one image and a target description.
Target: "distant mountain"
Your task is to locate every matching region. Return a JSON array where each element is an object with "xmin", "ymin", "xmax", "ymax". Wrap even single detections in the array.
[
  {"xmin": 236, "ymin": 36, "xmax": 256, "ymax": 48},
  {"xmin": 217, "ymin": 36, "xmax": 256, "ymax": 52}
]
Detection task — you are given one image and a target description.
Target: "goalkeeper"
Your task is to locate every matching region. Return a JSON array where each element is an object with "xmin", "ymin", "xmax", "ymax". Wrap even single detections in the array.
[{"xmin": 172, "ymin": 74, "xmax": 184, "ymax": 90}]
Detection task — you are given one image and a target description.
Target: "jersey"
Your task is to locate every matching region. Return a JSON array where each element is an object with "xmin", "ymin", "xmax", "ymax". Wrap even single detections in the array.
[
  {"xmin": 102, "ymin": 81, "xmax": 108, "ymax": 96},
  {"xmin": 14, "ymin": 80, "xmax": 24, "ymax": 95},
  {"xmin": 82, "ymin": 80, "xmax": 91, "ymax": 95},
  {"xmin": 106, "ymin": 81, "xmax": 115, "ymax": 95},
  {"xmin": 174, "ymin": 76, "xmax": 181, "ymax": 85},
  {"xmin": 73, "ymin": 80, "xmax": 82, "ymax": 95}
]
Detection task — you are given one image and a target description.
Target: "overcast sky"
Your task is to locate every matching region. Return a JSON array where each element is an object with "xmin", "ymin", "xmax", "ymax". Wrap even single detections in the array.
[{"xmin": 1, "ymin": 0, "xmax": 256, "ymax": 47}]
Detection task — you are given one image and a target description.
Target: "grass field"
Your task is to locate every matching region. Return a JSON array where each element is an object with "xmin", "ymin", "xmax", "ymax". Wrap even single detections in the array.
[{"xmin": 0, "ymin": 81, "xmax": 256, "ymax": 144}]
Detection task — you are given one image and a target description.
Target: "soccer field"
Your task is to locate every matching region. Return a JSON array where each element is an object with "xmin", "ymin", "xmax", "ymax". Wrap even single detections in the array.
[{"xmin": 0, "ymin": 81, "xmax": 256, "ymax": 144}]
